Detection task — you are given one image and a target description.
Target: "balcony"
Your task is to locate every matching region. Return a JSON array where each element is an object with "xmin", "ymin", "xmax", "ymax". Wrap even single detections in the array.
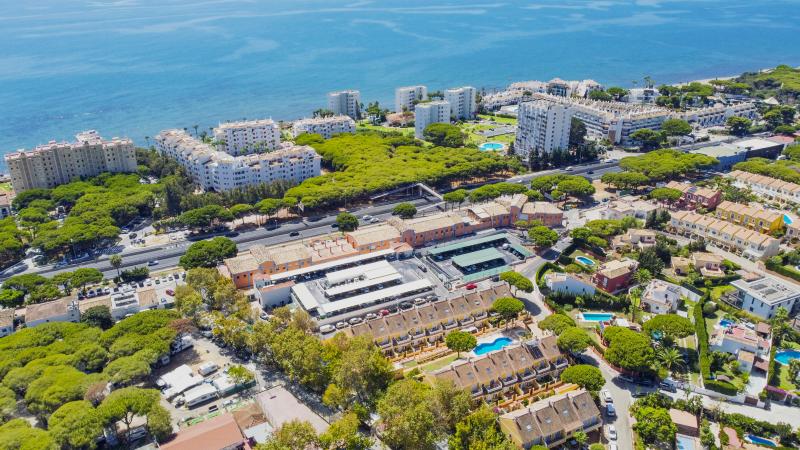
[
  {"xmin": 473, "ymin": 311, "xmax": 488, "ymax": 320},
  {"xmin": 484, "ymin": 381, "xmax": 503, "ymax": 394},
  {"xmin": 471, "ymin": 386, "xmax": 483, "ymax": 398},
  {"xmin": 519, "ymin": 369, "xmax": 536, "ymax": 381},
  {"xmin": 444, "ymin": 320, "xmax": 458, "ymax": 330},
  {"xmin": 427, "ymin": 324, "xmax": 443, "ymax": 334},
  {"xmin": 501, "ymin": 374, "xmax": 518, "ymax": 386},
  {"xmin": 554, "ymin": 358, "xmax": 569, "ymax": 369},
  {"xmin": 394, "ymin": 334, "xmax": 411, "ymax": 345},
  {"xmin": 459, "ymin": 316, "xmax": 475, "ymax": 326}
]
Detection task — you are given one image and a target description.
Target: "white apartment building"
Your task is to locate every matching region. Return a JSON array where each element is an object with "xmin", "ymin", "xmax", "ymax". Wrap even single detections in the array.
[
  {"xmin": 544, "ymin": 272, "xmax": 596, "ymax": 296},
  {"xmin": 507, "ymin": 80, "xmax": 548, "ymax": 94},
  {"xmin": 668, "ymin": 210, "xmax": 781, "ymax": 260},
  {"xmin": 527, "ymin": 93, "xmax": 671, "ymax": 145},
  {"xmin": 514, "ymin": 100, "xmax": 572, "ymax": 159},
  {"xmin": 5, "ymin": 130, "xmax": 137, "ymax": 192},
  {"xmin": 154, "ymin": 129, "xmax": 321, "ymax": 192},
  {"xmin": 213, "ymin": 119, "xmax": 281, "ymax": 155},
  {"xmin": 327, "ymin": 90, "xmax": 361, "ymax": 119},
  {"xmin": 727, "ymin": 170, "xmax": 800, "ymax": 205},
  {"xmin": 395, "ymin": 85, "xmax": 427, "ymax": 112},
  {"xmin": 414, "ymin": 101, "xmax": 451, "ymax": 139},
  {"xmin": 291, "ymin": 115, "xmax": 356, "ymax": 139},
  {"xmin": 679, "ymin": 102, "xmax": 758, "ymax": 128},
  {"xmin": 641, "ymin": 279, "xmax": 681, "ymax": 314},
  {"xmin": 444, "ymin": 86, "xmax": 477, "ymax": 120},
  {"xmin": 731, "ymin": 273, "xmax": 800, "ymax": 320},
  {"xmin": 480, "ymin": 90, "xmax": 526, "ymax": 111},
  {"xmin": 626, "ymin": 88, "xmax": 659, "ymax": 104}
]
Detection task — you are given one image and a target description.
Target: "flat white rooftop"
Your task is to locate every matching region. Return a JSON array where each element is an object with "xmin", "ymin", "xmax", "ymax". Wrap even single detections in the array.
[
  {"xmin": 317, "ymin": 279, "xmax": 433, "ymax": 316},
  {"xmin": 270, "ymin": 249, "xmax": 394, "ymax": 283},
  {"xmin": 324, "ymin": 273, "xmax": 403, "ymax": 298},
  {"xmin": 325, "ymin": 260, "xmax": 395, "ymax": 286}
]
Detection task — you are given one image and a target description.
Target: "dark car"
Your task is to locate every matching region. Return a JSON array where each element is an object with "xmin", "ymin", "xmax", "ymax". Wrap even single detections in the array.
[
  {"xmin": 289, "ymin": 231, "xmax": 300, "ymax": 237},
  {"xmin": 631, "ymin": 390, "xmax": 647, "ymax": 398}
]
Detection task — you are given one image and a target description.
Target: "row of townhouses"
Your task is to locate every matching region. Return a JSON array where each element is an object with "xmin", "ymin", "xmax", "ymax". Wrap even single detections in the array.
[{"xmin": 668, "ymin": 210, "xmax": 781, "ymax": 260}]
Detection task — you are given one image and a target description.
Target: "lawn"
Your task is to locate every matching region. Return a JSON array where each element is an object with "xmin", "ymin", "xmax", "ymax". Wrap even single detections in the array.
[
  {"xmin": 458, "ymin": 122, "xmax": 515, "ymax": 147},
  {"xmin": 704, "ymin": 308, "xmax": 724, "ymax": 333},
  {"xmin": 478, "ymin": 114, "xmax": 518, "ymax": 125},
  {"xmin": 0, "ymin": 182, "xmax": 10, "ymax": 192},
  {"xmin": 357, "ymin": 123, "xmax": 415, "ymax": 136},
  {"xmin": 709, "ymin": 285, "xmax": 735, "ymax": 301},
  {"xmin": 776, "ymin": 363, "xmax": 799, "ymax": 392},
  {"xmin": 419, "ymin": 354, "xmax": 460, "ymax": 373}
]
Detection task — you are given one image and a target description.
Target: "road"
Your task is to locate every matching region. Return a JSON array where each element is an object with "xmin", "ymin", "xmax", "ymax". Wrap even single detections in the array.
[{"xmin": 7, "ymin": 159, "xmax": 620, "ymax": 281}]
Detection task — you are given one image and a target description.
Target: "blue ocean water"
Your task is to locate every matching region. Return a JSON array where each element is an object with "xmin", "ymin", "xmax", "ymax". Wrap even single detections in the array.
[{"xmin": 1, "ymin": 0, "xmax": 799, "ymax": 169}]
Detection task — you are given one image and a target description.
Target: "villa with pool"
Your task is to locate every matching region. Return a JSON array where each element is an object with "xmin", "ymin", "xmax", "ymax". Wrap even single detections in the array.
[{"xmin": 432, "ymin": 335, "xmax": 568, "ymax": 402}]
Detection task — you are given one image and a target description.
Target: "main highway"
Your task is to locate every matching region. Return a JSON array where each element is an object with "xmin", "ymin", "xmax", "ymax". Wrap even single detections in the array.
[{"xmin": 8, "ymin": 160, "xmax": 621, "ymax": 280}]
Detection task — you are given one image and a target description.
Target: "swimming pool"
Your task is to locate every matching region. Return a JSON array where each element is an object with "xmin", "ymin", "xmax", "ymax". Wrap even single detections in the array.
[
  {"xmin": 784, "ymin": 214, "xmax": 794, "ymax": 225},
  {"xmin": 676, "ymin": 434, "xmax": 697, "ymax": 450},
  {"xmin": 575, "ymin": 256, "xmax": 595, "ymax": 266},
  {"xmin": 479, "ymin": 142, "xmax": 505, "ymax": 152},
  {"xmin": 746, "ymin": 434, "xmax": 777, "ymax": 447},
  {"xmin": 581, "ymin": 312, "xmax": 614, "ymax": 322},
  {"xmin": 719, "ymin": 319, "xmax": 735, "ymax": 328},
  {"xmin": 775, "ymin": 349, "xmax": 800, "ymax": 365},
  {"xmin": 474, "ymin": 337, "xmax": 513, "ymax": 355}
]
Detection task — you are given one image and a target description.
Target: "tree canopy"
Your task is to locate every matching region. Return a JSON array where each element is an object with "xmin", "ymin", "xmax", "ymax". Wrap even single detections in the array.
[
  {"xmin": 499, "ymin": 271, "xmax": 533, "ymax": 293},
  {"xmin": 445, "ymin": 331, "xmax": 477, "ymax": 357},
  {"xmin": 335, "ymin": 212, "xmax": 359, "ymax": 232},
  {"xmin": 179, "ymin": 237, "xmax": 237, "ymax": 269},
  {"xmin": 560, "ymin": 365, "xmax": 605, "ymax": 392},
  {"xmin": 392, "ymin": 202, "xmax": 417, "ymax": 219},
  {"xmin": 423, "ymin": 123, "xmax": 466, "ymax": 147},
  {"xmin": 491, "ymin": 297, "xmax": 525, "ymax": 322},
  {"xmin": 643, "ymin": 314, "xmax": 695, "ymax": 339},
  {"xmin": 619, "ymin": 149, "xmax": 718, "ymax": 181},
  {"xmin": 603, "ymin": 326, "xmax": 654, "ymax": 373},
  {"xmin": 539, "ymin": 314, "xmax": 576, "ymax": 335},
  {"xmin": 528, "ymin": 226, "xmax": 558, "ymax": 248},
  {"xmin": 557, "ymin": 327, "xmax": 592, "ymax": 353}
]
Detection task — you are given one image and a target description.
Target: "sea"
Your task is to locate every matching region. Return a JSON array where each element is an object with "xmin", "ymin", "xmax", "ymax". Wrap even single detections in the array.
[{"xmin": 1, "ymin": 0, "xmax": 799, "ymax": 169}]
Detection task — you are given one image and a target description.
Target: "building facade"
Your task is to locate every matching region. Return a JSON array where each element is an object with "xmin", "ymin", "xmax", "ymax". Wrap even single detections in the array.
[
  {"xmin": 668, "ymin": 210, "xmax": 781, "ymax": 260},
  {"xmin": 5, "ymin": 131, "xmax": 137, "ymax": 193},
  {"xmin": 714, "ymin": 200, "xmax": 784, "ymax": 234},
  {"xmin": 679, "ymin": 102, "xmax": 758, "ymax": 127},
  {"xmin": 213, "ymin": 119, "xmax": 281, "ymax": 155},
  {"xmin": 514, "ymin": 100, "xmax": 573, "ymax": 160},
  {"xmin": 414, "ymin": 101, "xmax": 451, "ymax": 139},
  {"xmin": 445, "ymin": 86, "xmax": 477, "ymax": 120},
  {"xmin": 327, "ymin": 90, "xmax": 361, "ymax": 119},
  {"xmin": 394, "ymin": 85, "xmax": 427, "ymax": 112},
  {"xmin": 665, "ymin": 181, "xmax": 723, "ymax": 210},
  {"xmin": 154, "ymin": 129, "xmax": 321, "ymax": 192},
  {"xmin": 730, "ymin": 273, "xmax": 800, "ymax": 320},
  {"xmin": 291, "ymin": 115, "xmax": 356, "ymax": 139},
  {"xmin": 727, "ymin": 170, "xmax": 800, "ymax": 205},
  {"xmin": 591, "ymin": 258, "xmax": 639, "ymax": 293}
]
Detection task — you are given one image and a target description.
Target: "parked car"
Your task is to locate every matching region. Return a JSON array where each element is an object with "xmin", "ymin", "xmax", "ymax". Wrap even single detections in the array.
[
  {"xmin": 379, "ymin": 309, "xmax": 390, "ymax": 316},
  {"xmin": 607, "ymin": 425, "xmax": 617, "ymax": 441},
  {"xmin": 208, "ymin": 405, "xmax": 219, "ymax": 413},
  {"xmin": 465, "ymin": 283, "xmax": 478, "ymax": 290},
  {"xmin": 365, "ymin": 313, "xmax": 378, "ymax": 321},
  {"xmin": 320, "ymin": 324, "xmax": 336, "ymax": 334},
  {"xmin": 413, "ymin": 297, "xmax": 427, "ymax": 305},
  {"xmin": 289, "ymin": 231, "xmax": 300, "ymax": 237},
  {"xmin": 370, "ymin": 217, "xmax": 381, "ymax": 223},
  {"xmin": 348, "ymin": 317, "xmax": 363, "ymax": 325},
  {"xmin": 335, "ymin": 321, "xmax": 348, "ymax": 329},
  {"xmin": 198, "ymin": 362, "xmax": 219, "ymax": 376},
  {"xmin": 166, "ymin": 289, "xmax": 175, "ymax": 296},
  {"xmin": 418, "ymin": 264, "xmax": 427, "ymax": 272},
  {"xmin": 601, "ymin": 390, "xmax": 613, "ymax": 403},
  {"xmin": 606, "ymin": 404, "xmax": 616, "ymax": 417},
  {"xmin": 362, "ymin": 215, "xmax": 372, "ymax": 221},
  {"xmin": 260, "ymin": 312, "xmax": 269, "ymax": 320},
  {"xmin": 399, "ymin": 301, "xmax": 413, "ymax": 310}
]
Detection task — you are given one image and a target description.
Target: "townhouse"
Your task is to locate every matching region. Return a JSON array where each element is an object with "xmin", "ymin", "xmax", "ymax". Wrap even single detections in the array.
[
  {"xmin": 678, "ymin": 102, "xmax": 758, "ymax": 128},
  {"xmin": 24, "ymin": 297, "xmax": 80, "ymax": 328},
  {"xmin": 691, "ymin": 252, "xmax": 725, "ymax": 277},
  {"xmin": 519, "ymin": 202, "xmax": 564, "ymax": 227},
  {"xmin": 0, "ymin": 309, "xmax": 14, "ymax": 337},
  {"xmin": 665, "ymin": 181, "xmax": 723, "ymax": 210},
  {"xmin": 591, "ymin": 258, "xmax": 639, "ymax": 293},
  {"xmin": 347, "ymin": 284, "xmax": 512, "ymax": 354},
  {"xmin": 433, "ymin": 335, "xmax": 569, "ymax": 402},
  {"xmin": 498, "ymin": 389, "xmax": 602, "ymax": 449},
  {"xmin": 668, "ymin": 211, "xmax": 781, "ymax": 260},
  {"xmin": 727, "ymin": 170, "xmax": 800, "ymax": 205},
  {"xmin": 714, "ymin": 200, "xmax": 784, "ymax": 234}
]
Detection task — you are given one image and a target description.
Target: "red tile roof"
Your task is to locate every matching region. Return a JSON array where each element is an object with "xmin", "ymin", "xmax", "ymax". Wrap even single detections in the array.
[{"xmin": 160, "ymin": 413, "xmax": 246, "ymax": 450}]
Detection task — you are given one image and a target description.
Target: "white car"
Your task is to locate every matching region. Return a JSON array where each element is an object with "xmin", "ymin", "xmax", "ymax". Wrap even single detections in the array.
[
  {"xmin": 607, "ymin": 425, "xmax": 617, "ymax": 441},
  {"xmin": 319, "ymin": 324, "xmax": 335, "ymax": 334},
  {"xmin": 601, "ymin": 390, "xmax": 613, "ymax": 403},
  {"xmin": 610, "ymin": 444, "xmax": 619, "ymax": 450}
]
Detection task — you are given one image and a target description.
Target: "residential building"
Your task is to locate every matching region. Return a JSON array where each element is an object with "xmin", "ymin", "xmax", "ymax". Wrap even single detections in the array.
[
  {"xmin": 480, "ymin": 90, "xmax": 526, "ymax": 111},
  {"xmin": 5, "ymin": 130, "xmax": 137, "ymax": 193},
  {"xmin": 691, "ymin": 252, "xmax": 725, "ymax": 277},
  {"xmin": 729, "ymin": 273, "xmax": 800, "ymax": 320},
  {"xmin": 0, "ymin": 193, "xmax": 12, "ymax": 218},
  {"xmin": 668, "ymin": 211, "xmax": 781, "ymax": 260},
  {"xmin": 600, "ymin": 196, "xmax": 663, "ymax": 221},
  {"xmin": 786, "ymin": 217, "xmax": 800, "ymax": 241},
  {"xmin": 327, "ymin": 90, "xmax": 360, "ymax": 119},
  {"xmin": 344, "ymin": 224, "xmax": 402, "ymax": 252},
  {"xmin": 348, "ymin": 284, "xmax": 511, "ymax": 354},
  {"xmin": 0, "ymin": 309, "xmax": 14, "ymax": 337},
  {"xmin": 433, "ymin": 336, "xmax": 568, "ymax": 402},
  {"xmin": 737, "ymin": 350, "xmax": 756, "ymax": 373},
  {"xmin": 527, "ymin": 93, "xmax": 671, "ymax": 145},
  {"xmin": 110, "ymin": 287, "xmax": 170, "ymax": 320},
  {"xmin": 710, "ymin": 323, "xmax": 770, "ymax": 357},
  {"xmin": 213, "ymin": 119, "xmax": 281, "ymax": 155},
  {"xmin": 507, "ymin": 80, "xmax": 548, "ymax": 94},
  {"xmin": 395, "ymin": 85, "xmax": 427, "ymax": 112},
  {"xmin": 641, "ymin": 279, "xmax": 682, "ymax": 314},
  {"xmin": 626, "ymin": 87, "xmax": 659, "ymax": 104},
  {"xmin": 24, "ymin": 297, "xmax": 80, "ymax": 328},
  {"xmin": 546, "ymin": 78, "xmax": 570, "ymax": 97},
  {"xmin": 498, "ymin": 389, "xmax": 602, "ymax": 449},
  {"xmin": 154, "ymin": 129, "xmax": 321, "ymax": 192},
  {"xmin": 591, "ymin": 258, "xmax": 638, "ymax": 293},
  {"xmin": 727, "ymin": 170, "xmax": 800, "ymax": 205},
  {"xmin": 612, "ymin": 228, "xmax": 656, "ymax": 251},
  {"xmin": 670, "ymin": 409, "xmax": 699, "ymax": 437},
  {"xmin": 678, "ymin": 102, "xmax": 758, "ymax": 127},
  {"xmin": 445, "ymin": 86, "xmax": 477, "ymax": 120},
  {"xmin": 665, "ymin": 181, "xmax": 723, "ymax": 210},
  {"xmin": 414, "ymin": 101, "xmax": 451, "ymax": 139},
  {"xmin": 690, "ymin": 138, "xmax": 783, "ymax": 170},
  {"xmin": 518, "ymin": 201, "xmax": 564, "ymax": 227},
  {"xmin": 291, "ymin": 115, "xmax": 356, "ymax": 139},
  {"xmin": 544, "ymin": 272, "xmax": 596, "ymax": 296},
  {"xmin": 160, "ymin": 413, "xmax": 248, "ymax": 450},
  {"xmin": 714, "ymin": 200, "xmax": 785, "ymax": 234},
  {"xmin": 671, "ymin": 256, "xmax": 691, "ymax": 276},
  {"xmin": 514, "ymin": 100, "xmax": 573, "ymax": 160}
]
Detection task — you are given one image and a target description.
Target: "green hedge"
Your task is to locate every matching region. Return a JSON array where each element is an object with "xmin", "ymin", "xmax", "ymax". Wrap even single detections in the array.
[
  {"xmin": 536, "ymin": 262, "xmax": 563, "ymax": 287},
  {"xmin": 765, "ymin": 259, "xmax": 800, "ymax": 283},
  {"xmin": 694, "ymin": 295, "xmax": 711, "ymax": 380},
  {"xmin": 705, "ymin": 379, "xmax": 738, "ymax": 396},
  {"xmin": 767, "ymin": 344, "xmax": 779, "ymax": 387}
]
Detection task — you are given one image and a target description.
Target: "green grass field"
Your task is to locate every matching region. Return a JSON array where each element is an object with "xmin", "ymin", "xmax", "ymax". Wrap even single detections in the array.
[
  {"xmin": 357, "ymin": 123, "xmax": 415, "ymax": 136},
  {"xmin": 0, "ymin": 182, "xmax": 11, "ymax": 192},
  {"xmin": 478, "ymin": 114, "xmax": 518, "ymax": 125}
]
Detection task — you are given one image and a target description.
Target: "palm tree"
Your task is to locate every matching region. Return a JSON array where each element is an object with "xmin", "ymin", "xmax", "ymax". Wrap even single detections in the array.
[
  {"xmin": 627, "ymin": 287, "xmax": 642, "ymax": 322},
  {"xmin": 657, "ymin": 347, "xmax": 683, "ymax": 375},
  {"xmin": 193, "ymin": 124, "xmax": 199, "ymax": 137},
  {"xmin": 633, "ymin": 268, "xmax": 652, "ymax": 286},
  {"xmin": 110, "ymin": 254, "xmax": 123, "ymax": 277}
]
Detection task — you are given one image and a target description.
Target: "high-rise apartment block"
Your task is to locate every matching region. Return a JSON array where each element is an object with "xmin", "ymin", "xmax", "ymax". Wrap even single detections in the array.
[
  {"xmin": 514, "ymin": 101, "xmax": 573, "ymax": 160},
  {"xmin": 292, "ymin": 115, "xmax": 356, "ymax": 139},
  {"xmin": 444, "ymin": 86, "xmax": 477, "ymax": 120},
  {"xmin": 414, "ymin": 101, "xmax": 451, "ymax": 139},
  {"xmin": 327, "ymin": 90, "xmax": 361, "ymax": 119},
  {"xmin": 394, "ymin": 85, "xmax": 428, "ymax": 112},
  {"xmin": 5, "ymin": 130, "xmax": 137, "ymax": 192}
]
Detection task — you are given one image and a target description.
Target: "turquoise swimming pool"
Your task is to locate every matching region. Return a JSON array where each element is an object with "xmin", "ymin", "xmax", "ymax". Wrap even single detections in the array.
[
  {"xmin": 676, "ymin": 434, "xmax": 697, "ymax": 450},
  {"xmin": 784, "ymin": 214, "xmax": 793, "ymax": 225},
  {"xmin": 474, "ymin": 337, "xmax": 513, "ymax": 355},
  {"xmin": 575, "ymin": 256, "xmax": 595, "ymax": 266},
  {"xmin": 746, "ymin": 434, "xmax": 777, "ymax": 447},
  {"xmin": 775, "ymin": 349, "xmax": 800, "ymax": 365},
  {"xmin": 581, "ymin": 312, "xmax": 614, "ymax": 322},
  {"xmin": 479, "ymin": 142, "xmax": 505, "ymax": 152}
]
